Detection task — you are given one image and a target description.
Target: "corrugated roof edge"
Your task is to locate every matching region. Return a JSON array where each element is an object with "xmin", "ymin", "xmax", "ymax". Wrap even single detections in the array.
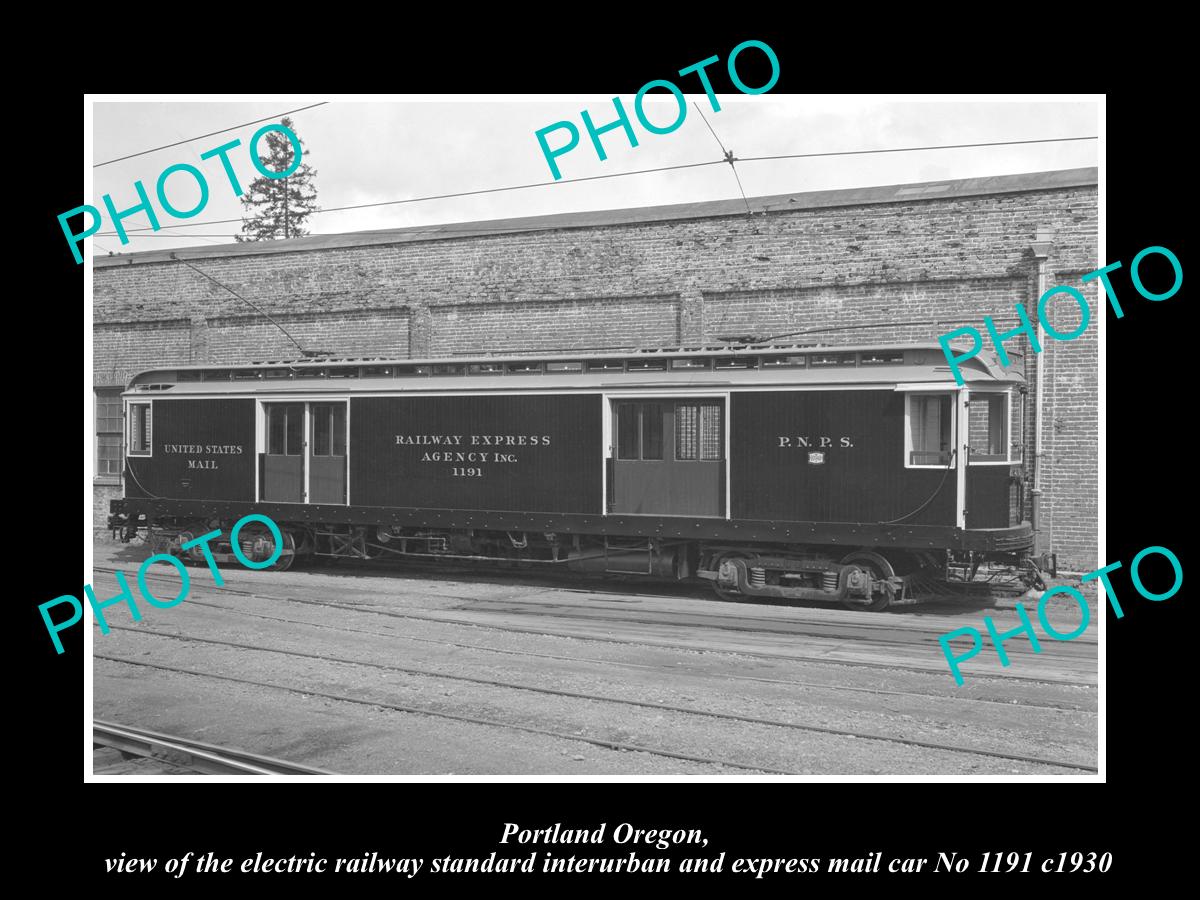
[
  {"xmin": 94, "ymin": 166, "xmax": 1097, "ymax": 268},
  {"xmin": 125, "ymin": 340, "xmax": 1019, "ymax": 389},
  {"xmin": 142, "ymin": 340, "xmax": 949, "ymax": 371}
]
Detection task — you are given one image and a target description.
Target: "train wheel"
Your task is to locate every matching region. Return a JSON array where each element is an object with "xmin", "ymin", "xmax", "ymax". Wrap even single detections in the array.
[
  {"xmin": 839, "ymin": 551, "xmax": 894, "ymax": 612},
  {"xmin": 270, "ymin": 529, "xmax": 297, "ymax": 572},
  {"xmin": 708, "ymin": 552, "xmax": 748, "ymax": 602}
]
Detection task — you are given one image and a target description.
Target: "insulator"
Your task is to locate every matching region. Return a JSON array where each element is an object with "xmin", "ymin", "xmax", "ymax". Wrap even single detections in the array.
[
  {"xmin": 749, "ymin": 566, "xmax": 766, "ymax": 587},
  {"xmin": 821, "ymin": 571, "xmax": 839, "ymax": 592}
]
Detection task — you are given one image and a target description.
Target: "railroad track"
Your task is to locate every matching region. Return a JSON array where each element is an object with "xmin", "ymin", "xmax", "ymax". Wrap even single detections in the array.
[
  {"xmin": 96, "ymin": 656, "xmax": 798, "ymax": 775},
  {"xmin": 176, "ymin": 596, "xmax": 1094, "ymax": 712},
  {"xmin": 95, "ymin": 566, "xmax": 1096, "ymax": 684},
  {"xmin": 93, "ymin": 719, "xmax": 334, "ymax": 775},
  {"xmin": 97, "ymin": 627, "xmax": 1098, "ymax": 773},
  {"xmin": 443, "ymin": 597, "xmax": 1098, "ymax": 648}
]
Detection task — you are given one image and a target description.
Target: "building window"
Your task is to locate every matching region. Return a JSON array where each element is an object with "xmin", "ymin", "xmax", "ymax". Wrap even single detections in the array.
[
  {"xmin": 675, "ymin": 402, "xmax": 724, "ymax": 460},
  {"xmin": 615, "ymin": 402, "xmax": 663, "ymax": 460},
  {"xmin": 908, "ymin": 394, "xmax": 953, "ymax": 466},
  {"xmin": 95, "ymin": 388, "xmax": 123, "ymax": 478},
  {"xmin": 128, "ymin": 402, "xmax": 152, "ymax": 456}
]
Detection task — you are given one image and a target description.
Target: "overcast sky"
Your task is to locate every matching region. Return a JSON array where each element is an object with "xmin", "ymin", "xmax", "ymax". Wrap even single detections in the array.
[{"xmin": 89, "ymin": 97, "xmax": 1099, "ymax": 259}]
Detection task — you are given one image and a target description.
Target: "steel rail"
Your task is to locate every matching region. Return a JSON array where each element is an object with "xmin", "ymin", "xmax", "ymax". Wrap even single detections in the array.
[
  {"xmin": 94, "ymin": 656, "xmax": 796, "ymax": 775},
  {"xmin": 93, "ymin": 563, "xmax": 1096, "ymax": 651},
  {"xmin": 95, "ymin": 566, "xmax": 1099, "ymax": 686},
  {"xmin": 99, "ymin": 633, "xmax": 1098, "ymax": 773},
  {"xmin": 174, "ymin": 596, "xmax": 1093, "ymax": 712},
  {"xmin": 93, "ymin": 720, "xmax": 334, "ymax": 776}
]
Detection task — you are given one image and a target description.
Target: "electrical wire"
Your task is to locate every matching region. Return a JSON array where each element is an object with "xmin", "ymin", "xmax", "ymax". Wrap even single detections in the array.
[
  {"xmin": 109, "ymin": 232, "xmax": 233, "ymax": 243},
  {"xmin": 693, "ymin": 103, "xmax": 751, "ymax": 215},
  {"xmin": 170, "ymin": 256, "xmax": 310, "ymax": 356},
  {"xmin": 94, "ymin": 102, "xmax": 329, "ymax": 167},
  {"xmin": 738, "ymin": 134, "xmax": 1097, "ymax": 164},
  {"xmin": 728, "ymin": 164, "xmax": 752, "ymax": 215},
  {"xmin": 694, "ymin": 102, "xmax": 730, "ymax": 156},
  {"xmin": 96, "ymin": 159, "xmax": 728, "ymax": 236},
  {"xmin": 95, "ymin": 132, "xmax": 1096, "ymax": 237},
  {"xmin": 122, "ymin": 458, "xmax": 166, "ymax": 500},
  {"xmin": 878, "ymin": 449, "xmax": 957, "ymax": 525}
]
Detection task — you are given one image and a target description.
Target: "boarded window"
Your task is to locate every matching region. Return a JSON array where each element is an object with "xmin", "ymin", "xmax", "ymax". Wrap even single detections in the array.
[{"xmin": 909, "ymin": 394, "xmax": 952, "ymax": 465}]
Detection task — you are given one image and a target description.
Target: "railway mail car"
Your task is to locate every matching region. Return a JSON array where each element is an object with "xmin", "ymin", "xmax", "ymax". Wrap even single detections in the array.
[{"xmin": 109, "ymin": 341, "xmax": 1053, "ymax": 610}]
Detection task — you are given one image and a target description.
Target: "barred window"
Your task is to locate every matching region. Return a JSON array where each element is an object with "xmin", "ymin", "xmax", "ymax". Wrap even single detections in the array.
[
  {"xmin": 128, "ymin": 402, "xmax": 152, "ymax": 456},
  {"xmin": 95, "ymin": 388, "xmax": 123, "ymax": 477},
  {"xmin": 675, "ymin": 402, "xmax": 724, "ymax": 461}
]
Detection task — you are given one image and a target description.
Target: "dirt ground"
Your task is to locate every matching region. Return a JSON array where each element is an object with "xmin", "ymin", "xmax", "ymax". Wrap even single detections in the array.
[{"xmin": 90, "ymin": 537, "xmax": 1098, "ymax": 777}]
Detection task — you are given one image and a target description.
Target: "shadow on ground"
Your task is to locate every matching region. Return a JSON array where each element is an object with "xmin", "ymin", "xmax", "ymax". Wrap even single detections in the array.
[{"xmin": 95, "ymin": 532, "xmax": 1044, "ymax": 618}]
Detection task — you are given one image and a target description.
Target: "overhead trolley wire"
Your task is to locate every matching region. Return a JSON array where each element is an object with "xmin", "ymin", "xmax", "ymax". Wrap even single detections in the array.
[
  {"xmin": 737, "ymin": 134, "xmax": 1098, "ymax": 164},
  {"xmin": 169, "ymin": 256, "xmax": 314, "ymax": 357},
  {"xmin": 96, "ymin": 158, "xmax": 729, "ymax": 236},
  {"xmin": 693, "ymin": 102, "xmax": 752, "ymax": 215},
  {"xmin": 95, "ymin": 132, "xmax": 1098, "ymax": 238},
  {"xmin": 93, "ymin": 101, "xmax": 330, "ymax": 167}
]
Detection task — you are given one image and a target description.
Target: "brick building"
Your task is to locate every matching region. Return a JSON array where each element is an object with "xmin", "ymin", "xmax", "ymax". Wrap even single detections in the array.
[{"xmin": 91, "ymin": 167, "xmax": 1099, "ymax": 570}]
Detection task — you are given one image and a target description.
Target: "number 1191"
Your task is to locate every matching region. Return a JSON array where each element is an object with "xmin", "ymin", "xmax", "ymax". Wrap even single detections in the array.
[{"xmin": 979, "ymin": 852, "xmax": 1031, "ymax": 873}]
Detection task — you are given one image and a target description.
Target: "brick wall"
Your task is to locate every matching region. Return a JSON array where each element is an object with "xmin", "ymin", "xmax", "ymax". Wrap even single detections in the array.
[
  {"xmin": 429, "ymin": 295, "xmax": 680, "ymax": 355},
  {"xmin": 1037, "ymin": 271, "xmax": 1099, "ymax": 570},
  {"xmin": 92, "ymin": 176, "xmax": 1098, "ymax": 569},
  {"xmin": 206, "ymin": 309, "xmax": 411, "ymax": 362},
  {"xmin": 95, "ymin": 320, "xmax": 191, "ymax": 386}
]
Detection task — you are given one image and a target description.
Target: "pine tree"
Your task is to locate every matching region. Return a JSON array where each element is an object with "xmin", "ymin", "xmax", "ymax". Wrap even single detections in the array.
[{"xmin": 236, "ymin": 116, "xmax": 319, "ymax": 242}]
